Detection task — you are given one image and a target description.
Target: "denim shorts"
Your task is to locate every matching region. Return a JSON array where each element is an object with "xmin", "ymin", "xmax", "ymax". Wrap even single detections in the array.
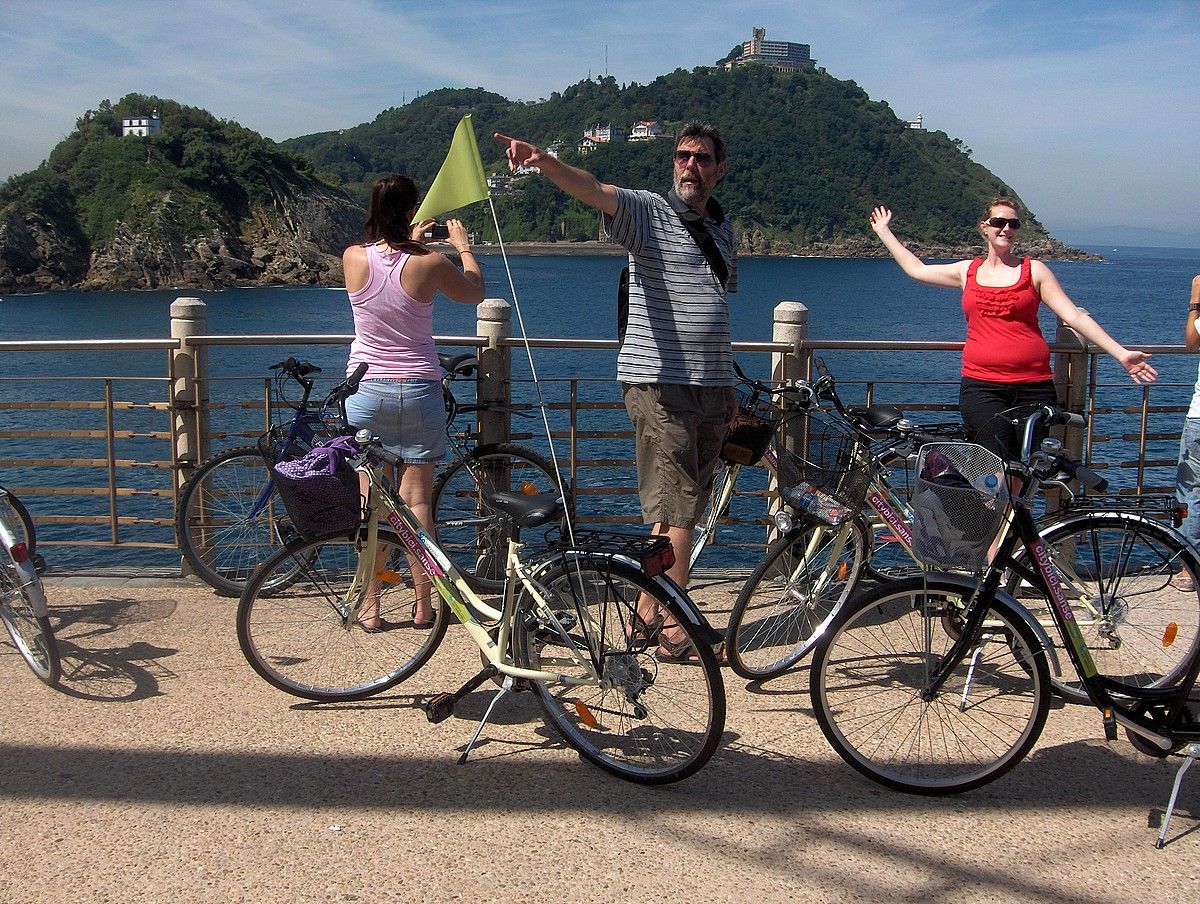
[{"xmin": 344, "ymin": 378, "xmax": 446, "ymax": 464}]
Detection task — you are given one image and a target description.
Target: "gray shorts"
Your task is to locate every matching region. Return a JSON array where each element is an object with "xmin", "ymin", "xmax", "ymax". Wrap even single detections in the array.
[
  {"xmin": 622, "ymin": 382, "xmax": 729, "ymax": 530},
  {"xmin": 344, "ymin": 378, "xmax": 446, "ymax": 464}
]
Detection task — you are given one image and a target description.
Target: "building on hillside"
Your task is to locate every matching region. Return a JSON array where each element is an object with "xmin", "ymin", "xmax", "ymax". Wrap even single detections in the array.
[
  {"xmin": 583, "ymin": 123, "xmax": 626, "ymax": 143},
  {"xmin": 905, "ymin": 113, "xmax": 925, "ymax": 130},
  {"xmin": 577, "ymin": 136, "xmax": 600, "ymax": 156},
  {"xmin": 546, "ymin": 139, "xmax": 567, "ymax": 158},
  {"xmin": 629, "ymin": 120, "xmax": 665, "ymax": 141},
  {"xmin": 121, "ymin": 111, "xmax": 161, "ymax": 137},
  {"xmin": 722, "ymin": 27, "xmax": 816, "ymax": 72}
]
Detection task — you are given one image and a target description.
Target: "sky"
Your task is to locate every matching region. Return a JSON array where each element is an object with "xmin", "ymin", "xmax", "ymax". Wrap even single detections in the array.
[{"xmin": 1, "ymin": 0, "xmax": 1197, "ymax": 247}]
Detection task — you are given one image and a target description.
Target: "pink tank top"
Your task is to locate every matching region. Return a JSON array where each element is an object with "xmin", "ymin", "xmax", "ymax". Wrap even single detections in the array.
[{"xmin": 346, "ymin": 244, "xmax": 441, "ymax": 380}]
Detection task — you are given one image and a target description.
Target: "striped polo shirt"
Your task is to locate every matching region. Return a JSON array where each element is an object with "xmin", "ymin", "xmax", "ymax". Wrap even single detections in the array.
[{"xmin": 605, "ymin": 187, "xmax": 737, "ymax": 387}]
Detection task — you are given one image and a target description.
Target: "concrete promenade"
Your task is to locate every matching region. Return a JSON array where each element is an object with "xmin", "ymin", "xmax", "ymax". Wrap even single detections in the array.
[{"xmin": 1, "ymin": 568, "xmax": 1197, "ymax": 903}]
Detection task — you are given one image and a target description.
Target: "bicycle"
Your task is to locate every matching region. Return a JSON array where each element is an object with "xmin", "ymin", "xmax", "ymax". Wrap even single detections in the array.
[
  {"xmin": 429, "ymin": 353, "xmax": 568, "ymax": 593},
  {"xmin": 0, "ymin": 484, "xmax": 59, "ymax": 685},
  {"xmin": 236, "ymin": 429, "xmax": 726, "ymax": 785},
  {"xmin": 723, "ymin": 361, "xmax": 969, "ymax": 680},
  {"xmin": 177, "ymin": 354, "xmax": 563, "ymax": 597},
  {"xmin": 176, "ymin": 358, "xmax": 361, "ymax": 595},
  {"xmin": 808, "ymin": 406, "xmax": 1200, "ymax": 811}
]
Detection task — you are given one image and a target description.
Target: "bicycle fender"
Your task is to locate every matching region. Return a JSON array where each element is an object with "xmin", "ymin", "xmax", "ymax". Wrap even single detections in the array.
[
  {"xmin": 12, "ymin": 560, "xmax": 49, "ymax": 617},
  {"xmin": 648, "ymin": 572, "xmax": 725, "ymax": 646},
  {"xmin": 1039, "ymin": 510, "xmax": 1200, "ymax": 563},
  {"xmin": 918, "ymin": 572, "xmax": 1064, "ymax": 679},
  {"xmin": 543, "ymin": 550, "xmax": 724, "ymax": 647}
]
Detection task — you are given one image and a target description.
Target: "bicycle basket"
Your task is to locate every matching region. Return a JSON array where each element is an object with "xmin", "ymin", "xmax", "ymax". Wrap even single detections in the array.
[
  {"xmin": 272, "ymin": 436, "xmax": 363, "ymax": 540},
  {"xmin": 910, "ymin": 442, "xmax": 1009, "ymax": 571},
  {"xmin": 721, "ymin": 389, "xmax": 779, "ymax": 466},
  {"xmin": 775, "ymin": 408, "xmax": 871, "ymax": 526}
]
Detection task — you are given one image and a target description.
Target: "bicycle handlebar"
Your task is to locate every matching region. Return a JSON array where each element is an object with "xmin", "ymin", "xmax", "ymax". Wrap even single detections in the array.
[
  {"xmin": 321, "ymin": 362, "xmax": 368, "ymax": 429},
  {"xmin": 731, "ymin": 359, "xmax": 816, "ymax": 410}
]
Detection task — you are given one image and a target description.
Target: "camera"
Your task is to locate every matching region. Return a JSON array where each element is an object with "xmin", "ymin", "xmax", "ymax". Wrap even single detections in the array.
[{"xmin": 423, "ymin": 223, "xmax": 450, "ymax": 240}]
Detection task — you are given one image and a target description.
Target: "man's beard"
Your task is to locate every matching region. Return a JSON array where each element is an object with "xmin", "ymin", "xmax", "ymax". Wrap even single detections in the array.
[{"xmin": 674, "ymin": 177, "xmax": 703, "ymax": 206}]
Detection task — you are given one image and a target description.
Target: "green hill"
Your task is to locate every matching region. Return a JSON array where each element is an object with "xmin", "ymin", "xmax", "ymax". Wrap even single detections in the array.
[
  {"xmin": 285, "ymin": 66, "xmax": 1063, "ymax": 254},
  {"xmin": 0, "ymin": 93, "xmax": 361, "ymax": 292}
]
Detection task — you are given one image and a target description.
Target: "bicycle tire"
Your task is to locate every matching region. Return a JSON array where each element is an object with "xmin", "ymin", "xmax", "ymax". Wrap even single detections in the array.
[
  {"xmin": 810, "ymin": 575, "xmax": 1050, "ymax": 795},
  {"xmin": 177, "ymin": 445, "xmax": 311, "ymax": 596},
  {"xmin": 237, "ymin": 529, "xmax": 447, "ymax": 701},
  {"xmin": 726, "ymin": 517, "xmax": 869, "ymax": 680},
  {"xmin": 513, "ymin": 555, "xmax": 725, "ymax": 784},
  {"xmin": 1003, "ymin": 512, "xmax": 1200, "ymax": 704},
  {"xmin": 431, "ymin": 443, "xmax": 567, "ymax": 592},
  {"xmin": 0, "ymin": 514, "xmax": 59, "ymax": 685}
]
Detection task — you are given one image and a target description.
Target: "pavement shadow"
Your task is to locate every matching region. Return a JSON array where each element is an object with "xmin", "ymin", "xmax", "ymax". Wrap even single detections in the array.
[{"xmin": 47, "ymin": 596, "xmax": 180, "ymax": 702}]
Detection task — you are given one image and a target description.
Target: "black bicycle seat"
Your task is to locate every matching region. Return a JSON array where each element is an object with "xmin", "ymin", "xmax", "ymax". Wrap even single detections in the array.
[
  {"xmin": 847, "ymin": 405, "xmax": 903, "ymax": 431},
  {"xmin": 483, "ymin": 490, "xmax": 564, "ymax": 528},
  {"xmin": 438, "ymin": 352, "xmax": 478, "ymax": 377}
]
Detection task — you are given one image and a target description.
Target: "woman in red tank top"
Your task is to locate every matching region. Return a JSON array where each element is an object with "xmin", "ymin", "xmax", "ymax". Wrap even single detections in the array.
[{"xmin": 869, "ymin": 197, "xmax": 1157, "ymax": 458}]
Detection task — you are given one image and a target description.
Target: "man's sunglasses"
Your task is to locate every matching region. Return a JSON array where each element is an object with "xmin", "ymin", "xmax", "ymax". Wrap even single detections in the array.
[
  {"xmin": 674, "ymin": 150, "xmax": 715, "ymax": 166},
  {"xmin": 984, "ymin": 216, "xmax": 1021, "ymax": 230}
]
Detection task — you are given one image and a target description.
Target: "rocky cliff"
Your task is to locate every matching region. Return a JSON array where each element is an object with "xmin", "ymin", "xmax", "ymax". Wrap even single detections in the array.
[{"xmin": 0, "ymin": 178, "xmax": 363, "ymax": 293}]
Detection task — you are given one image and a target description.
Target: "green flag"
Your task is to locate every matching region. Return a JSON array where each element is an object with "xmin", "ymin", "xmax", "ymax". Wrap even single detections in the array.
[{"xmin": 413, "ymin": 114, "xmax": 489, "ymax": 222}]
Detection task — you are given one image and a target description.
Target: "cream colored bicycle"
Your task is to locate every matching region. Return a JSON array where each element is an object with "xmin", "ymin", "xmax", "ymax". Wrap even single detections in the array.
[{"xmin": 236, "ymin": 429, "xmax": 726, "ymax": 785}]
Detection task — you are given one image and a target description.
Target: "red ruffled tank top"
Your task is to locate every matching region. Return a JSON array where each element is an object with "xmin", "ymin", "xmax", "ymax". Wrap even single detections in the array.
[{"xmin": 960, "ymin": 257, "xmax": 1052, "ymax": 383}]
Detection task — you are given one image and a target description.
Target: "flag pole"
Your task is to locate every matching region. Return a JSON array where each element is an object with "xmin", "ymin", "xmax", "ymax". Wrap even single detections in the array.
[{"xmin": 485, "ymin": 195, "xmax": 578, "ymax": 545}]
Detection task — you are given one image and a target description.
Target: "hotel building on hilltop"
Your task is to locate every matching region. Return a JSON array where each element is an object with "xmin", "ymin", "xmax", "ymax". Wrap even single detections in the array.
[{"xmin": 722, "ymin": 27, "xmax": 816, "ymax": 72}]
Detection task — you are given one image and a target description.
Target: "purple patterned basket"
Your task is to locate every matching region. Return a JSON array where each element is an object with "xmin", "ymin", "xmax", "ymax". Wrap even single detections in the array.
[{"xmin": 272, "ymin": 436, "xmax": 362, "ymax": 539}]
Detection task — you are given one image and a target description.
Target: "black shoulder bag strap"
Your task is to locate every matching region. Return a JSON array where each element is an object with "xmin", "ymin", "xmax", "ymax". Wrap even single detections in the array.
[{"xmin": 617, "ymin": 190, "xmax": 729, "ymax": 343}]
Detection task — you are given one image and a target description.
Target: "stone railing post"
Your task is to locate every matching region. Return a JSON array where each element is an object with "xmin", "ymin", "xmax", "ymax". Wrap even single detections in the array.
[
  {"xmin": 476, "ymin": 299, "xmax": 512, "ymax": 447},
  {"xmin": 170, "ymin": 297, "xmax": 209, "ymax": 493},
  {"xmin": 770, "ymin": 301, "xmax": 810, "ymax": 538}
]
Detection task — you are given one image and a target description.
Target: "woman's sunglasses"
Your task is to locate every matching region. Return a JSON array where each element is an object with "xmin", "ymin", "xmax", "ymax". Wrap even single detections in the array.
[{"xmin": 984, "ymin": 216, "xmax": 1021, "ymax": 230}]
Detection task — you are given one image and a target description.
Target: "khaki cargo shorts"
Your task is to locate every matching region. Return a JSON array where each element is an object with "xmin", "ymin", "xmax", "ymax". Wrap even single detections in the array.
[{"xmin": 622, "ymin": 382, "xmax": 730, "ymax": 530}]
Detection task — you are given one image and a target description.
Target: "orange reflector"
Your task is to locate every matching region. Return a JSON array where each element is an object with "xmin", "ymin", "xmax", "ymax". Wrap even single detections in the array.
[
  {"xmin": 836, "ymin": 561, "xmax": 849, "ymax": 580},
  {"xmin": 520, "ymin": 482, "xmax": 538, "ymax": 495},
  {"xmin": 573, "ymin": 699, "xmax": 600, "ymax": 728},
  {"xmin": 376, "ymin": 569, "xmax": 404, "ymax": 584},
  {"xmin": 1163, "ymin": 622, "xmax": 1179, "ymax": 647}
]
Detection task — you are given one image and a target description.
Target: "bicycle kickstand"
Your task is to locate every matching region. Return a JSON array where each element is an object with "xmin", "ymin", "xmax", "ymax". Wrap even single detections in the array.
[
  {"xmin": 423, "ymin": 665, "xmax": 515, "ymax": 765},
  {"xmin": 1155, "ymin": 742, "xmax": 1200, "ymax": 848}
]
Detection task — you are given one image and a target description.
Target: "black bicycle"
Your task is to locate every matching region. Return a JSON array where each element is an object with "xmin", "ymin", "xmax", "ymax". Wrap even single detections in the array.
[{"xmin": 810, "ymin": 406, "xmax": 1200, "ymax": 816}]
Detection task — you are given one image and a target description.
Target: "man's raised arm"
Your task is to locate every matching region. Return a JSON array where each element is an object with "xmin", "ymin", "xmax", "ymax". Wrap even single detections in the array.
[{"xmin": 493, "ymin": 133, "xmax": 619, "ymax": 217}]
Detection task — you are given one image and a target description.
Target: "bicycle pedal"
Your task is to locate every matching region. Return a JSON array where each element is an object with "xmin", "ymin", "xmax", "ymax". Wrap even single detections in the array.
[
  {"xmin": 425, "ymin": 693, "xmax": 456, "ymax": 724},
  {"xmin": 1102, "ymin": 706, "xmax": 1118, "ymax": 742}
]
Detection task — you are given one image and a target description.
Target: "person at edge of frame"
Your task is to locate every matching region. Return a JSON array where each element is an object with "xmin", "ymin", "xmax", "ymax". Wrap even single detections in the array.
[
  {"xmin": 493, "ymin": 124, "xmax": 736, "ymax": 664},
  {"xmin": 1175, "ymin": 273, "xmax": 1200, "ymax": 591}
]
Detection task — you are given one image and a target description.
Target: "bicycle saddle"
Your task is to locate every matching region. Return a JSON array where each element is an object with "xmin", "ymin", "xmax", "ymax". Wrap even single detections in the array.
[
  {"xmin": 438, "ymin": 352, "xmax": 478, "ymax": 377},
  {"xmin": 484, "ymin": 490, "xmax": 564, "ymax": 528},
  {"xmin": 846, "ymin": 404, "xmax": 903, "ymax": 432}
]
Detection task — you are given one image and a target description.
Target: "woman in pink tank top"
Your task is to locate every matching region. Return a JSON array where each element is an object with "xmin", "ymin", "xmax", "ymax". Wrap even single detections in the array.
[
  {"xmin": 868, "ymin": 197, "xmax": 1157, "ymax": 458},
  {"xmin": 343, "ymin": 175, "xmax": 484, "ymax": 630}
]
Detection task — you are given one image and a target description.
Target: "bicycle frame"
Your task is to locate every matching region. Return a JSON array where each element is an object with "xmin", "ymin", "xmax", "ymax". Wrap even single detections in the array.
[
  {"xmin": 351, "ymin": 456, "xmax": 604, "ymax": 688},
  {"xmin": 925, "ymin": 482, "xmax": 1200, "ymax": 754}
]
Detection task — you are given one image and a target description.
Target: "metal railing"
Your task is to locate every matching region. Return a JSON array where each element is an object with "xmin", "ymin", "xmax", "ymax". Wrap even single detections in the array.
[{"xmin": 0, "ymin": 297, "xmax": 1189, "ymax": 566}]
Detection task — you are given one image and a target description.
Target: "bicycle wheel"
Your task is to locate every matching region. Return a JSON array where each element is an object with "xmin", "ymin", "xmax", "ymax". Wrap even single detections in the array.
[
  {"xmin": 177, "ymin": 445, "xmax": 309, "ymax": 596},
  {"xmin": 513, "ymin": 556, "xmax": 725, "ymax": 784},
  {"xmin": 237, "ymin": 530, "xmax": 447, "ymax": 701},
  {"xmin": 1004, "ymin": 513, "xmax": 1200, "ymax": 703},
  {"xmin": 810, "ymin": 576, "xmax": 1050, "ymax": 795},
  {"xmin": 0, "ymin": 521, "xmax": 59, "ymax": 685},
  {"xmin": 726, "ymin": 516, "xmax": 869, "ymax": 680},
  {"xmin": 431, "ymin": 443, "xmax": 566, "ymax": 592}
]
